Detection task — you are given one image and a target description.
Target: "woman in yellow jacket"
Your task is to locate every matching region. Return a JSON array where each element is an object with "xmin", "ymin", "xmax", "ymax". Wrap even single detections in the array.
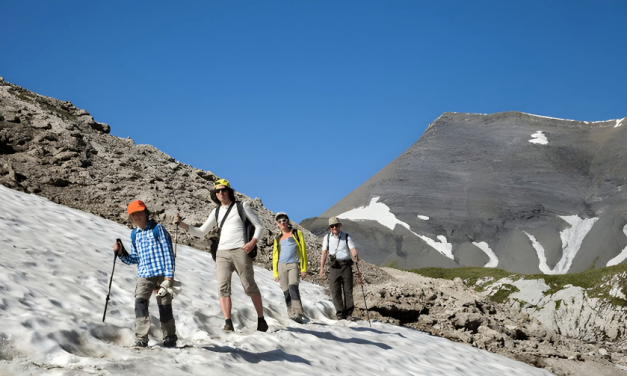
[{"xmin": 272, "ymin": 212, "xmax": 308, "ymax": 323}]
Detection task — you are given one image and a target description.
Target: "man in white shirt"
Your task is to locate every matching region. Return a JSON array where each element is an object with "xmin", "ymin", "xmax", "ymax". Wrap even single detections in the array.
[
  {"xmin": 319, "ymin": 216, "xmax": 359, "ymax": 320},
  {"xmin": 174, "ymin": 179, "xmax": 268, "ymax": 332}
]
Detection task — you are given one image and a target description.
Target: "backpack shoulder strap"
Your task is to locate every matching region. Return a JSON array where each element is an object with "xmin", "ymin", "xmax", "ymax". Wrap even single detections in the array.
[
  {"xmin": 235, "ymin": 201, "xmax": 251, "ymax": 242},
  {"xmin": 292, "ymin": 229, "xmax": 300, "ymax": 243},
  {"xmin": 131, "ymin": 228, "xmax": 138, "ymax": 250},
  {"xmin": 153, "ymin": 223, "xmax": 172, "ymax": 250},
  {"xmin": 345, "ymin": 232, "xmax": 350, "ymax": 249},
  {"xmin": 218, "ymin": 203, "xmax": 235, "ymax": 228},
  {"xmin": 326, "ymin": 233, "xmax": 330, "ymax": 250},
  {"xmin": 214, "ymin": 206, "xmax": 220, "ymax": 225},
  {"xmin": 235, "ymin": 201, "xmax": 246, "ymax": 222}
]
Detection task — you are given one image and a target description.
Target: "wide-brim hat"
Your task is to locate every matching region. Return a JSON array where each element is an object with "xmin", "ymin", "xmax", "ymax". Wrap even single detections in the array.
[
  {"xmin": 210, "ymin": 178, "xmax": 234, "ymax": 204},
  {"xmin": 328, "ymin": 216, "xmax": 342, "ymax": 227}
]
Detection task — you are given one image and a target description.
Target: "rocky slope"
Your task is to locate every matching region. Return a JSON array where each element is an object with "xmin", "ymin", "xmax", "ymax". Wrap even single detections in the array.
[
  {"xmin": 362, "ymin": 268, "xmax": 627, "ymax": 376},
  {"xmin": 302, "ymin": 112, "xmax": 627, "ymax": 274},
  {"xmin": 0, "ymin": 79, "xmax": 301, "ymax": 270},
  {"xmin": 479, "ymin": 269, "xmax": 627, "ymax": 343},
  {"xmin": 2, "ymin": 78, "xmax": 626, "ymax": 375}
]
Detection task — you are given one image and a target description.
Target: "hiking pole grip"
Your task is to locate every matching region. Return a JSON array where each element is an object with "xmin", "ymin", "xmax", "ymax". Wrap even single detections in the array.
[
  {"xmin": 103, "ymin": 246, "xmax": 118, "ymax": 322},
  {"xmin": 356, "ymin": 262, "xmax": 372, "ymax": 327}
]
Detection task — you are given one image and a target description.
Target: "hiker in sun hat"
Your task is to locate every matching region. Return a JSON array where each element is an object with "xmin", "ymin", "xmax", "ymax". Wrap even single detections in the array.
[
  {"xmin": 272, "ymin": 212, "xmax": 308, "ymax": 323},
  {"xmin": 173, "ymin": 179, "xmax": 269, "ymax": 332},
  {"xmin": 112, "ymin": 200, "xmax": 178, "ymax": 348},
  {"xmin": 320, "ymin": 216, "xmax": 360, "ymax": 321}
]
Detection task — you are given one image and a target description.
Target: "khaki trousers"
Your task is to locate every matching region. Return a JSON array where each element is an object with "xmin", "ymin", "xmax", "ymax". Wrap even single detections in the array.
[
  {"xmin": 278, "ymin": 262, "xmax": 303, "ymax": 317},
  {"xmin": 216, "ymin": 247, "xmax": 260, "ymax": 297},
  {"xmin": 134, "ymin": 276, "xmax": 176, "ymax": 341}
]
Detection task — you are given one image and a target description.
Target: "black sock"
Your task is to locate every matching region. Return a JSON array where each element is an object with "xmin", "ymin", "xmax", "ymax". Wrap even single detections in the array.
[
  {"xmin": 258, "ymin": 316, "xmax": 265, "ymax": 322},
  {"xmin": 225, "ymin": 318, "xmax": 233, "ymax": 325}
]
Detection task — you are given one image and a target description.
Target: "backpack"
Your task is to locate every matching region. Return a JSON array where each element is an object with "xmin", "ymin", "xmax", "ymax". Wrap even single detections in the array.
[
  {"xmin": 131, "ymin": 220, "xmax": 173, "ymax": 253},
  {"xmin": 208, "ymin": 201, "xmax": 258, "ymax": 261}
]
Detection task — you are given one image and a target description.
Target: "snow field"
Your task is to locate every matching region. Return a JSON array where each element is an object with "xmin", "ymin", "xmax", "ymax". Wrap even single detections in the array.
[{"xmin": 0, "ymin": 185, "xmax": 552, "ymax": 375}]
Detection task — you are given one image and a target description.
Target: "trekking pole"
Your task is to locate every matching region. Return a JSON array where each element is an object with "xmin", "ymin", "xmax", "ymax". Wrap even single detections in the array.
[
  {"xmin": 102, "ymin": 242, "xmax": 120, "ymax": 322},
  {"xmin": 355, "ymin": 262, "xmax": 371, "ymax": 327},
  {"xmin": 174, "ymin": 223, "xmax": 178, "ymax": 258}
]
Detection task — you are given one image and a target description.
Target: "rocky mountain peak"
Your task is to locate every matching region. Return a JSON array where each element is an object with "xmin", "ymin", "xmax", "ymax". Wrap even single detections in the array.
[{"xmin": 303, "ymin": 110, "xmax": 627, "ymax": 274}]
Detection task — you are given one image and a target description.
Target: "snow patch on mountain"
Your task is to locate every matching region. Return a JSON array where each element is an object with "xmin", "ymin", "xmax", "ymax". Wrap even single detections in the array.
[
  {"xmin": 529, "ymin": 131, "xmax": 548, "ymax": 145},
  {"xmin": 523, "ymin": 216, "xmax": 598, "ymax": 274},
  {"xmin": 473, "ymin": 242, "xmax": 499, "ymax": 267},
  {"xmin": 337, "ymin": 196, "xmax": 413, "ymax": 231},
  {"xmin": 607, "ymin": 225, "xmax": 627, "ymax": 267},
  {"xmin": 555, "ymin": 215, "xmax": 598, "ymax": 273},
  {"xmin": 417, "ymin": 234, "xmax": 454, "ymax": 259},
  {"xmin": 616, "ymin": 118, "xmax": 625, "ymax": 128},
  {"xmin": 417, "ymin": 215, "xmax": 429, "ymax": 220},
  {"xmin": 523, "ymin": 231, "xmax": 553, "ymax": 274},
  {"xmin": 337, "ymin": 198, "xmax": 455, "ymax": 259}
]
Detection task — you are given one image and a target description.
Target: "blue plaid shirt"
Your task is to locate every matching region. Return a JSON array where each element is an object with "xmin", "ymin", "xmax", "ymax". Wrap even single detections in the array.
[{"xmin": 119, "ymin": 221, "xmax": 175, "ymax": 278}]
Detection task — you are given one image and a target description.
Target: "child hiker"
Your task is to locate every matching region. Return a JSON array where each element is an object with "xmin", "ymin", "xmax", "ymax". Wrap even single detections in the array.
[
  {"xmin": 112, "ymin": 200, "xmax": 178, "ymax": 347},
  {"xmin": 272, "ymin": 212, "xmax": 308, "ymax": 323}
]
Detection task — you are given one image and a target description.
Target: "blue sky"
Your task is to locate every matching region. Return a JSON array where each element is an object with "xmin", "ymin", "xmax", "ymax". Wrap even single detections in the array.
[{"xmin": 2, "ymin": 1, "xmax": 626, "ymax": 222}]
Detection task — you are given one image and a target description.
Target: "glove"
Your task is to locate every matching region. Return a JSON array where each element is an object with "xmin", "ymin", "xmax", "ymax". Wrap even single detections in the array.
[{"xmin": 157, "ymin": 279, "xmax": 182, "ymax": 297}]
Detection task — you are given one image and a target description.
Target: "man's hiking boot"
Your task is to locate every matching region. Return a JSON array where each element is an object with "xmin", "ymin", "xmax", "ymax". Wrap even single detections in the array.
[
  {"xmin": 290, "ymin": 315, "xmax": 304, "ymax": 324},
  {"xmin": 336, "ymin": 313, "xmax": 346, "ymax": 320},
  {"xmin": 134, "ymin": 340, "xmax": 149, "ymax": 348},
  {"xmin": 163, "ymin": 335, "xmax": 178, "ymax": 347},
  {"xmin": 223, "ymin": 319, "xmax": 234, "ymax": 332},
  {"xmin": 257, "ymin": 317, "xmax": 269, "ymax": 332}
]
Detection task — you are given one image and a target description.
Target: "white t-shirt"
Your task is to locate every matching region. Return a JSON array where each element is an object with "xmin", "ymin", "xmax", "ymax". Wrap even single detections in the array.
[
  {"xmin": 322, "ymin": 231, "xmax": 356, "ymax": 261},
  {"xmin": 188, "ymin": 201, "xmax": 263, "ymax": 250}
]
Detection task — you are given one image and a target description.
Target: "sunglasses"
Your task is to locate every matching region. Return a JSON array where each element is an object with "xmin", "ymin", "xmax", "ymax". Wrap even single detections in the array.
[
  {"xmin": 215, "ymin": 188, "xmax": 229, "ymax": 194},
  {"xmin": 330, "ymin": 224, "xmax": 340, "ymax": 229},
  {"xmin": 277, "ymin": 218, "xmax": 288, "ymax": 224}
]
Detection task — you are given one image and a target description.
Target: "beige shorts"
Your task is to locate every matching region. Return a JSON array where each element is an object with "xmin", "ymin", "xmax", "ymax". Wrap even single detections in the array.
[{"xmin": 216, "ymin": 247, "xmax": 260, "ymax": 297}]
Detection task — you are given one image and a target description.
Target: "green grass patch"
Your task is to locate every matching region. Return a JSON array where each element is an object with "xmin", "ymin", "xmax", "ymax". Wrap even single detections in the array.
[
  {"xmin": 41, "ymin": 102, "xmax": 76, "ymax": 120},
  {"xmin": 382, "ymin": 260, "xmax": 400, "ymax": 269},
  {"xmin": 555, "ymin": 299, "xmax": 562, "ymax": 310},
  {"xmin": 17, "ymin": 93, "xmax": 34, "ymax": 103},
  {"xmin": 490, "ymin": 283, "xmax": 520, "ymax": 303},
  {"xmin": 409, "ymin": 263, "xmax": 627, "ymax": 307},
  {"xmin": 409, "ymin": 266, "xmax": 516, "ymax": 287}
]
